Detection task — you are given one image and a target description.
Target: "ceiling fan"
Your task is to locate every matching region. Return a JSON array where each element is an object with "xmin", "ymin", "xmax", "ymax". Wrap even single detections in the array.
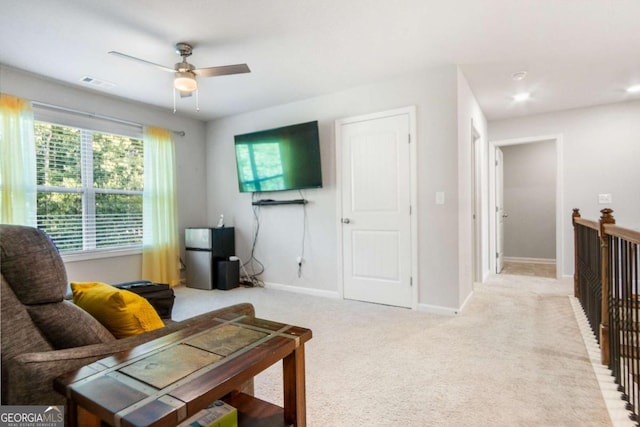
[{"xmin": 108, "ymin": 42, "xmax": 250, "ymax": 104}]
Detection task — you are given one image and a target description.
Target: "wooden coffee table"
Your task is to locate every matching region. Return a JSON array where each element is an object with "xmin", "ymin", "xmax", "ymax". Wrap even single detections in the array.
[{"xmin": 54, "ymin": 311, "xmax": 312, "ymax": 427}]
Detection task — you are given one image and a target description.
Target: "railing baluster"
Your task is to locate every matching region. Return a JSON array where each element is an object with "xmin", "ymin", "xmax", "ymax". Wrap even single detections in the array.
[
  {"xmin": 622, "ymin": 237, "xmax": 630, "ymax": 405},
  {"xmin": 612, "ymin": 235, "xmax": 621, "ymax": 391},
  {"xmin": 629, "ymin": 242, "xmax": 640, "ymax": 421}
]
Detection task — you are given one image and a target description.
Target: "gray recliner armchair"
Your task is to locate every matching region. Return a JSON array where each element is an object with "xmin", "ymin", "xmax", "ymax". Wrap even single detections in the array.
[{"xmin": 0, "ymin": 224, "xmax": 254, "ymax": 405}]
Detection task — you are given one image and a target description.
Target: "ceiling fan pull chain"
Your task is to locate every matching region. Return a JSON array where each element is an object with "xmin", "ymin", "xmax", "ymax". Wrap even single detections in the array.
[
  {"xmin": 173, "ymin": 88, "xmax": 177, "ymax": 114},
  {"xmin": 196, "ymin": 89, "xmax": 200, "ymax": 112}
]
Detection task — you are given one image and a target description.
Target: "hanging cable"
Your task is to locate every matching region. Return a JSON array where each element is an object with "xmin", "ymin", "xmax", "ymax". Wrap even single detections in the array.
[
  {"xmin": 298, "ymin": 190, "xmax": 307, "ymax": 278},
  {"xmin": 239, "ymin": 192, "xmax": 265, "ymax": 287}
]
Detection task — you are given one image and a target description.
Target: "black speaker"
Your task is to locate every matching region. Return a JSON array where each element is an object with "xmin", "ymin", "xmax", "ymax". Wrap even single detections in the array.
[
  {"xmin": 215, "ymin": 259, "xmax": 240, "ymax": 290},
  {"xmin": 211, "ymin": 227, "xmax": 235, "ymax": 258}
]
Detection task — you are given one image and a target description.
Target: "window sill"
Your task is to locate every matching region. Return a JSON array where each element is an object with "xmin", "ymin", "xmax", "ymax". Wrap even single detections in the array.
[{"xmin": 62, "ymin": 247, "xmax": 142, "ymax": 263}]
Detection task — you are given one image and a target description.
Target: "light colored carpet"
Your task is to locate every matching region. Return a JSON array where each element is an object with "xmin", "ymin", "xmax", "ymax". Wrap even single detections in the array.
[
  {"xmin": 501, "ymin": 261, "xmax": 557, "ymax": 278},
  {"xmin": 172, "ymin": 274, "xmax": 614, "ymax": 426}
]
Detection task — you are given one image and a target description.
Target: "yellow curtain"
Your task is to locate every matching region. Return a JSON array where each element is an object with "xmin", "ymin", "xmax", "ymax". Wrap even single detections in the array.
[
  {"xmin": 0, "ymin": 93, "xmax": 36, "ymax": 225},
  {"xmin": 142, "ymin": 127, "xmax": 180, "ymax": 286}
]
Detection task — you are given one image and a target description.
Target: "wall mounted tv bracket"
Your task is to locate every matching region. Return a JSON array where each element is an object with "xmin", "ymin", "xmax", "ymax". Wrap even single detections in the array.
[{"xmin": 252, "ymin": 199, "xmax": 308, "ymax": 206}]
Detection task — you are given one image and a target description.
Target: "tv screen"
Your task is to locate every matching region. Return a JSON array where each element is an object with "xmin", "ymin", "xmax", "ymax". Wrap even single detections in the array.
[{"xmin": 234, "ymin": 121, "xmax": 323, "ymax": 193}]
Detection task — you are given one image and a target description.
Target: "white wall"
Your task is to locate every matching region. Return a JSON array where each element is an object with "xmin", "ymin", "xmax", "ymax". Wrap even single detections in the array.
[
  {"xmin": 502, "ymin": 140, "xmax": 556, "ymax": 260},
  {"xmin": 489, "ymin": 100, "xmax": 640, "ymax": 276},
  {"xmin": 0, "ymin": 65, "xmax": 208, "ymax": 284},
  {"xmin": 1, "ymin": 63, "xmax": 490, "ymax": 312},
  {"xmin": 206, "ymin": 65, "xmax": 473, "ymax": 311}
]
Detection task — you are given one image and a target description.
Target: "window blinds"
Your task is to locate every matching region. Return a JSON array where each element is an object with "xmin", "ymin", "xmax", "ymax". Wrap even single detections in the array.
[{"xmin": 34, "ymin": 108, "xmax": 144, "ymax": 253}]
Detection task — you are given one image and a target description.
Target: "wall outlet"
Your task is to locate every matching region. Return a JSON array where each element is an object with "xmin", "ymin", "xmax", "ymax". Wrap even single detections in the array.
[{"xmin": 598, "ymin": 193, "xmax": 612, "ymax": 204}]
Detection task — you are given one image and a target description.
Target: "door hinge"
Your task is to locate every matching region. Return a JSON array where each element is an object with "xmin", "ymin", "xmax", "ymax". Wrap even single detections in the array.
[
  {"xmin": 495, "ymin": 159, "xmax": 498, "ymax": 166},
  {"xmin": 410, "ymin": 277, "xmax": 413, "ymax": 286},
  {"xmin": 409, "ymin": 205, "xmax": 412, "ymax": 215},
  {"xmin": 408, "ymin": 134, "xmax": 411, "ymax": 143},
  {"xmin": 495, "ymin": 206, "xmax": 499, "ymax": 213},
  {"xmin": 496, "ymin": 252, "xmax": 499, "ymax": 259}
]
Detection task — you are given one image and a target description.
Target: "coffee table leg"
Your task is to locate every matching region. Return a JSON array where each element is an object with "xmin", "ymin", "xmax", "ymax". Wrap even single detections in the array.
[
  {"xmin": 283, "ymin": 345, "xmax": 307, "ymax": 427},
  {"xmin": 67, "ymin": 402, "xmax": 101, "ymax": 427},
  {"xmin": 65, "ymin": 399, "xmax": 78, "ymax": 427}
]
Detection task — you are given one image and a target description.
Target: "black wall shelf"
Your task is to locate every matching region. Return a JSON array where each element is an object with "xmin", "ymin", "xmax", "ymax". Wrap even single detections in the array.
[{"xmin": 252, "ymin": 199, "xmax": 308, "ymax": 206}]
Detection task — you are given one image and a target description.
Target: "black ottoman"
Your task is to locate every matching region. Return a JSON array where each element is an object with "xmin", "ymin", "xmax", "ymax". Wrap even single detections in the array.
[{"xmin": 114, "ymin": 281, "xmax": 175, "ymax": 319}]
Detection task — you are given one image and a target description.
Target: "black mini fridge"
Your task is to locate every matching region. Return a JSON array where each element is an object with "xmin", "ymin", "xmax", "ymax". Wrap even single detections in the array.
[{"xmin": 185, "ymin": 227, "xmax": 237, "ymax": 290}]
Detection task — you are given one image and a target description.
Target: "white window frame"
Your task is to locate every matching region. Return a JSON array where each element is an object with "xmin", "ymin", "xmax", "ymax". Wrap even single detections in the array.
[{"xmin": 34, "ymin": 108, "xmax": 144, "ymax": 260}]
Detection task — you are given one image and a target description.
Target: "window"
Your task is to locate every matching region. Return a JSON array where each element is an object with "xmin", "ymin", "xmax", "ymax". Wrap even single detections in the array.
[{"xmin": 35, "ymin": 120, "xmax": 143, "ymax": 253}]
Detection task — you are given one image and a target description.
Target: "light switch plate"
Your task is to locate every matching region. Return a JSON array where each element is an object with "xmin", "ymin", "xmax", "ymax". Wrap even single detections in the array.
[
  {"xmin": 436, "ymin": 192, "xmax": 445, "ymax": 205},
  {"xmin": 598, "ymin": 193, "xmax": 612, "ymax": 204}
]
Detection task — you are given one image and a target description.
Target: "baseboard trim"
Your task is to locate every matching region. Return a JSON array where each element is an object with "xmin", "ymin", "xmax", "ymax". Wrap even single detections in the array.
[
  {"xmin": 263, "ymin": 282, "xmax": 472, "ymax": 315},
  {"xmin": 458, "ymin": 290, "xmax": 474, "ymax": 313},
  {"xmin": 263, "ymin": 281, "xmax": 340, "ymax": 299},
  {"xmin": 504, "ymin": 256, "xmax": 556, "ymax": 265},
  {"xmin": 482, "ymin": 269, "xmax": 491, "ymax": 283},
  {"xmin": 417, "ymin": 303, "xmax": 460, "ymax": 316}
]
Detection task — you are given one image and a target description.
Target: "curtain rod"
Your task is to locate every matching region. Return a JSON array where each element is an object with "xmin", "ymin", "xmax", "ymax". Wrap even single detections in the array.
[{"xmin": 31, "ymin": 101, "xmax": 186, "ymax": 137}]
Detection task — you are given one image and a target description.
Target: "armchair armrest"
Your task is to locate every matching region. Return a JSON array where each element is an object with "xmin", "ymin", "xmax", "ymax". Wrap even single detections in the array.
[{"xmin": 4, "ymin": 303, "xmax": 255, "ymax": 405}]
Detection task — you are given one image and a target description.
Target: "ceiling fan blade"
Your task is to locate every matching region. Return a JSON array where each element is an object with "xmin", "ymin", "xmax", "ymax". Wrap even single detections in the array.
[
  {"xmin": 108, "ymin": 51, "xmax": 175, "ymax": 73},
  {"xmin": 193, "ymin": 63, "xmax": 251, "ymax": 77},
  {"xmin": 179, "ymin": 90, "xmax": 193, "ymax": 98}
]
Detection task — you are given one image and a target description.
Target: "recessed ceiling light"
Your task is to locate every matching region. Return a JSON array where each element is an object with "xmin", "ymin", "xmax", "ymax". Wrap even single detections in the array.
[
  {"xmin": 512, "ymin": 71, "xmax": 528, "ymax": 81},
  {"xmin": 513, "ymin": 92, "xmax": 531, "ymax": 102},
  {"xmin": 627, "ymin": 84, "xmax": 640, "ymax": 93}
]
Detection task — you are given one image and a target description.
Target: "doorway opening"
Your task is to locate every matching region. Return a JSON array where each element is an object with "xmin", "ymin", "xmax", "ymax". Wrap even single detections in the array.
[{"xmin": 489, "ymin": 135, "xmax": 564, "ymax": 280}]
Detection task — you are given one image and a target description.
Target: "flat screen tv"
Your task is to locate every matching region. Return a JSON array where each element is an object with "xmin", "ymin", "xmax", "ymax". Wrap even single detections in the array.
[{"xmin": 234, "ymin": 120, "xmax": 323, "ymax": 193}]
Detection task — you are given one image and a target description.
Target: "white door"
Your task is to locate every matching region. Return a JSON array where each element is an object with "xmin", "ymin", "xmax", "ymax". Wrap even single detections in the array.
[
  {"xmin": 338, "ymin": 111, "xmax": 413, "ymax": 308},
  {"xmin": 496, "ymin": 147, "xmax": 505, "ymax": 273}
]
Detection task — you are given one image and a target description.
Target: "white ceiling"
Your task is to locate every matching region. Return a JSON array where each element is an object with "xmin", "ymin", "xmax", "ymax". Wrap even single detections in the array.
[{"xmin": 1, "ymin": 0, "xmax": 639, "ymax": 121}]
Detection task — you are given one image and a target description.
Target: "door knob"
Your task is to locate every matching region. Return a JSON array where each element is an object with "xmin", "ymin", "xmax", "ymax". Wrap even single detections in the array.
[
  {"xmin": 342, "ymin": 218, "xmax": 351, "ymax": 224},
  {"xmin": 502, "ymin": 214, "xmax": 509, "ymax": 218}
]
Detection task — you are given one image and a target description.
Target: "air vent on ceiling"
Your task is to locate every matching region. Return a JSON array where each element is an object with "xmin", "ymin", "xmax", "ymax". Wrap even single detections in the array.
[{"xmin": 80, "ymin": 76, "xmax": 116, "ymax": 89}]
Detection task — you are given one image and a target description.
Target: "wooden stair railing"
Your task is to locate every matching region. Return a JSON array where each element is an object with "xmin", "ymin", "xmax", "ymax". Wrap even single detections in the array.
[
  {"xmin": 573, "ymin": 208, "xmax": 640, "ymax": 423},
  {"xmin": 605, "ymin": 219, "xmax": 640, "ymax": 419}
]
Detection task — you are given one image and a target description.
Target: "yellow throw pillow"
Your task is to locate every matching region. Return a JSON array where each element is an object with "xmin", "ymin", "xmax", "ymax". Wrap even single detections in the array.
[{"xmin": 71, "ymin": 281, "xmax": 165, "ymax": 338}]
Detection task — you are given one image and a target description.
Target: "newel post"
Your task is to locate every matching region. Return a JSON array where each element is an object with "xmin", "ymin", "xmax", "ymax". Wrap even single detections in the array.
[
  {"xmin": 599, "ymin": 208, "xmax": 615, "ymax": 366},
  {"xmin": 572, "ymin": 209, "xmax": 581, "ymax": 298}
]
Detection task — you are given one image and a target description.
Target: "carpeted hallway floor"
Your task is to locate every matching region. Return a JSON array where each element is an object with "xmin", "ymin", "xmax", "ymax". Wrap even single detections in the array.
[
  {"xmin": 500, "ymin": 260, "xmax": 557, "ymax": 278},
  {"xmin": 172, "ymin": 274, "xmax": 618, "ymax": 426}
]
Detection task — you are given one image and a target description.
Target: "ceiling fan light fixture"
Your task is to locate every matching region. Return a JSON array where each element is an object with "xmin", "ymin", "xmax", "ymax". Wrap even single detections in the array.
[
  {"xmin": 174, "ymin": 71, "xmax": 197, "ymax": 92},
  {"xmin": 110, "ymin": 42, "xmax": 250, "ymax": 114}
]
